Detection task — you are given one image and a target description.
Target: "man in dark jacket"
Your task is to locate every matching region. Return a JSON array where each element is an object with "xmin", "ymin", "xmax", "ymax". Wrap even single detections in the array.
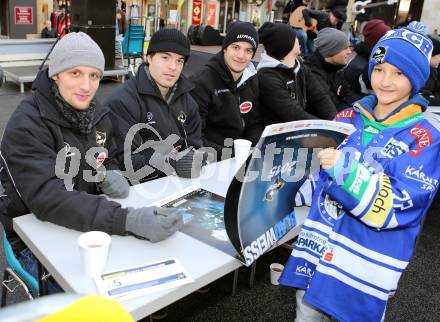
[
  {"xmin": 107, "ymin": 29, "xmax": 205, "ymax": 183},
  {"xmin": 257, "ymin": 22, "xmax": 337, "ymax": 125},
  {"xmin": 344, "ymin": 19, "xmax": 390, "ymax": 97},
  {"xmin": 0, "ymin": 32, "xmax": 182, "ymax": 288},
  {"xmin": 190, "ymin": 21, "xmax": 264, "ymax": 161},
  {"xmin": 421, "ymin": 35, "xmax": 440, "ymax": 106},
  {"xmin": 41, "ymin": 19, "xmax": 57, "ymax": 38},
  {"xmin": 305, "ymin": 27, "xmax": 359, "ymax": 111}
]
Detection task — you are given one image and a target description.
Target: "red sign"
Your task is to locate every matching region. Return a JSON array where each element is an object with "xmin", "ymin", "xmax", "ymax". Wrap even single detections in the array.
[
  {"xmin": 15, "ymin": 6, "xmax": 33, "ymax": 25},
  {"xmin": 192, "ymin": 0, "xmax": 202, "ymax": 25},
  {"xmin": 207, "ymin": 4, "xmax": 216, "ymax": 26}
]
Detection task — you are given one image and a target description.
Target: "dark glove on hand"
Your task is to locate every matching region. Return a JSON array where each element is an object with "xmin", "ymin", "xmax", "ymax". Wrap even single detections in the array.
[
  {"xmin": 303, "ymin": 8, "xmax": 331, "ymax": 30},
  {"xmin": 98, "ymin": 170, "xmax": 130, "ymax": 198},
  {"xmin": 125, "ymin": 206, "xmax": 184, "ymax": 242},
  {"xmin": 168, "ymin": 148, "xmax": 208, "ymax": 178}
]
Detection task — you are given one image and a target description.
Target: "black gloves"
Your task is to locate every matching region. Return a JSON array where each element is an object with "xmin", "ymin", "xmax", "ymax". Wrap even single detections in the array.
[
  {"xmin": 168, "ymin": 148, "xmax": 209, "ymax": 178},
  {"xmin": 125, "ymin": 206, "xmax": 184, "ymax": 242},
  {"xmin": 98, "ymin": 170, "xmax": 130, "ymax": 198},
  {"xmin": 302, "ymin": 9, "xmax": 331, "ymax": 31}
]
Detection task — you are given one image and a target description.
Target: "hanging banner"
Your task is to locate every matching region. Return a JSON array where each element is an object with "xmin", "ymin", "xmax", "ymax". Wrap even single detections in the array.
[
  {"xmin": 192, "ymin": 0, "xmax": 202, "ymax": 25},
  {"xmin": 15, "ymin": 6, "xmax": 33, "ymax": 25},
  {"xmin": 207, "ymin": 4, "xmax": 216, "ymax": 26}
]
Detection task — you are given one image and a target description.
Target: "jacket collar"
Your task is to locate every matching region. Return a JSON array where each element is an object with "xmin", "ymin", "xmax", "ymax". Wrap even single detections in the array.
[
  {"xmin": 257, "ymin": 52, "xmax": 301, "ymax": 74},
  {"xmin": 32, "ymin": 68, "xmax": 107, "ymax": 128},
  {"xmin": 353, "ymin": 94, "xmax": 428, "ymax": 125},
  {"xmin": 136, "ymin": 63, "xmax": 194, "ymax": 101}
]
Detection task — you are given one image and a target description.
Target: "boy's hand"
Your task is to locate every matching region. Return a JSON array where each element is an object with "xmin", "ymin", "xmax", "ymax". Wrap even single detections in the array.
[{"xmin": 318, "ymin": 148, "xmax": 341, "ymax": 170}]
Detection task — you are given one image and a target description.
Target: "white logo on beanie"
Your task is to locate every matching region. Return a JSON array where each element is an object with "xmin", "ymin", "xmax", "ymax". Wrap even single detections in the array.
[
  {"xmin": 236, "ymin": 34, "xmax": 256, "ymax": 48},
  {"xmin": 380, "ymin": 23, "xmax": 433, "ymax": 60}
]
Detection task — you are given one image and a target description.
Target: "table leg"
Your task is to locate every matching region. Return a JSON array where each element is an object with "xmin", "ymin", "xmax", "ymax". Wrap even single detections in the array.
[
  {"xmin": 231, "ymin": 268, "xmax": 239, "ymax": 296},
  {"xmin": 249, "ymin": 261, "xmax": 257, "ymax": 288},
  {"xmin": 37, "ymin": 261, "xmax": 48, "ymax": 296},
  {"xmin": 20, "ymin": 82, "xmax": 24, "ymax": 93}
]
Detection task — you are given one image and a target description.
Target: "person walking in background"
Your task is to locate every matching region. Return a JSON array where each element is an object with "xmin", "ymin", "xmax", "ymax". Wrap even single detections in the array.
[
  {"xmin": 305, "ymin": 27, "xmax": 359, "ymax": 111},
  {"xmin": 280, "ymin": 22, "xmax": 439, "ymax": 322},
  {"xmin": 41, "ymin": 19, "xmax": 57, "ymax": 38},
  {"xmin": 344, "ymin": 19, "xmax": 391, "ymax": 97},
  {"xmin": 190, "ymin": 21, "xmax": 264, "ymax": 161},
  {"xmin": 257, "ymin": 22, "xmax": 337, "ymax": 125}
]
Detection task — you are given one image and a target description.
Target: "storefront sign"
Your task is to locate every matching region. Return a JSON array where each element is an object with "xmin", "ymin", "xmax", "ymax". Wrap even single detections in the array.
[
  {"xmin": 192, "ymin": 0, "xmax": 202, "ymax": 25},
  {"xmin": 14, "ymin": 6, "xmax": 33, "ymax": 25},
  {"xmin": 207, "ymin": 4, "xmax": 216, "ymax": 26}
]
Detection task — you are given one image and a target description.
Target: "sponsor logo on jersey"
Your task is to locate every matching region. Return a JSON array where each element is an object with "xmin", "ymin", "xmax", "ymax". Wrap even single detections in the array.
[
  {"xmin": 296, "ymin": 230, "xmax": 327, "ymax": 257},
  {"xmin": 318, "ymin": 189, "xmax": 344, "ymax": 226},
  {"xmin": 348, "ymin": 165, "xmax": 371, "ymax": 197},
  {"xmin": 335, "ymin": 109, "xmax": 355, "ymax": 121},
  {"xmin": 409, "ymin": 125, "xmax": 431, "ymax": 157},
  {"xmin": 295, "ymin": 263, "xmax": 314, "ymax": 278},
  {"xmin": 240, "ymin": 101, "xmax": 253, "ymax": 114},
  {"xmin": 214, "ymin": 88, "xmax": 230, "ymax": 96},
  {"xmin": 96, "ymin": 131, "xmax": 107, "ymax": 146},
  {"xmin": 381, "ymin": 138, "xmax": 409, "ymax": 158},
  {"xmin": 405, "ymin": 165, "xmax": 439, "ymax": 191},
  {"xmin": 362, "ymin": 173, "xmax": 392, "ymax": 227},
  {"xmin": 364, "ymin": 125, "xmax": 379, "ymax": 134}
]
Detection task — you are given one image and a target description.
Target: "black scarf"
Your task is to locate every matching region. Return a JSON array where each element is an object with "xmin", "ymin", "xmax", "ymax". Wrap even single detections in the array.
[{"xmin": 51, "ymin": 82, "xmax": 96, "ymax": 134}]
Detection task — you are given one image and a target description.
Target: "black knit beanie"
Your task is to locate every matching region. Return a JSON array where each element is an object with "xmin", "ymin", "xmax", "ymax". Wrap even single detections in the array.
[
  {"xmin": 147, "ymin": 28, "xmax": 190, "ymax": 58},
  {"xmin": 259, "ymin": 22, "xmax": 297, "ymax": 60},
  {"xmin": 222, "ymin": 21, "xmax": 258, "ymax": 56}
]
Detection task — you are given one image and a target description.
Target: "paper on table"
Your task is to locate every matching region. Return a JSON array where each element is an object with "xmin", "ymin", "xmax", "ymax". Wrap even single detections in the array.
[{"xmin": 94, "ymin": 257, "xmax": 193, "ymax": 301}]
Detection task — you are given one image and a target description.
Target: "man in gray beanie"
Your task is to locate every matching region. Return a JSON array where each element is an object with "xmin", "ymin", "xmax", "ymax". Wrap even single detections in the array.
[
  {"xmin": 305, "ymin": 27, "xmax": 359, "ymax": 111},
  {"xmin": 0, "ymin": 32, "xmax": 183, "ymax": 293}
]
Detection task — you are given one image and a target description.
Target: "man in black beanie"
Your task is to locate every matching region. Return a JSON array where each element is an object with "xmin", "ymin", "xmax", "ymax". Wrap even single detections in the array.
[
  {"xmin": 107, "ymin": 28, "xmax": 207, "ymax": 183},
  {"xmin": 257, "ymin": 22, "xmax": 337, "ymax": 125},
  {"xmin": 190, "ymin": 21, "xmax": 264, "ymax": 161}
]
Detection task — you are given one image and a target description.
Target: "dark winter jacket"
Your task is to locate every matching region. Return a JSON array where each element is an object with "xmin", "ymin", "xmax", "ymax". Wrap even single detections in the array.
[
  {"xmin": 257, "ymin": 53, "xmax": 337, "ymax": 125},
  {"xmin": 0, "ymin": 69, "xmax": 127, "ymax": 255},
  {"xmin": 107, "ymin": 64, "xmax": 202, "ymax": 182},
  {"xmin": 190, "ymin": 52, "xmax": 264, "ymax": 160},
  {"xmin": 305, "ymin": 50, "xmax": 361, "ymax": 111},
  {"xmin": 421, "ymin": 67, "xmax": 440, "ymax": 106},
  {"xmin": 343, "ymin": 41, "xmax": 371, "ymax": 97}
]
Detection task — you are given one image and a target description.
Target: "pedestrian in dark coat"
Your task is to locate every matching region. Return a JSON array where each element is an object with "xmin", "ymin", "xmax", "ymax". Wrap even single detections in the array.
[
  {"xmin": 421, "ymin": 35, "xmax": 440, "ymax": 106},
  {"xmin": 257, "ymin": 22, "xmax": 337, "ymax": 125}
]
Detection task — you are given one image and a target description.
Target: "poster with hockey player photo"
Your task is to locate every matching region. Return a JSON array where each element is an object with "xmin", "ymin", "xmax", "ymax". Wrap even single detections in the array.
[{"xmin": 224, "ymin": 120, "xmax": 355, "ymax": 266}]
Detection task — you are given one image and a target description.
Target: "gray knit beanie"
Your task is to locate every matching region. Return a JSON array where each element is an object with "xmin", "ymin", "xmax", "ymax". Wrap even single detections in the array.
[
  {"xmin": 314, "ymin": 27, "xmax": 350, "ymax": 58},
  {"xmin": 48, "ymin": 32, "xmax": 105, "ymax": 77}
]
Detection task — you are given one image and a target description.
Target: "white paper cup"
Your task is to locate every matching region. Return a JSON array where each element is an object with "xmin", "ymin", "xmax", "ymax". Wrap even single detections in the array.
[
  {"xmin": 77, "ymin": 231, "xmax": 111, "ymax": 277},
  {"xmin": 269, "ymin": 263, "xmax": 284, "ymax": 285},
  {"xmin": 234, "ymin": 139, "xmax": 252, "ymax": 165}
]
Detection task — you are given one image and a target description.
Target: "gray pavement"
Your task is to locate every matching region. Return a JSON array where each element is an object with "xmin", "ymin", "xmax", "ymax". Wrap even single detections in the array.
[{"xmin": 0, "ymin": 52, "xmax": 439, "ymax": 321}]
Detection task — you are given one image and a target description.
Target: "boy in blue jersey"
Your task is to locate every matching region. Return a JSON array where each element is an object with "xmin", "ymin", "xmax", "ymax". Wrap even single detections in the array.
[{"xmin": 279, "ymin": 22, "xmax": 440, "ymax": 322}]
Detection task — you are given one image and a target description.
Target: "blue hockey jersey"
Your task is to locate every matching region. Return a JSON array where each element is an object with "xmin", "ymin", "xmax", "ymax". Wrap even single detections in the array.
[{"xmin": 279, "ymin": 94, "xmax": 440, "ymax": 322}]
